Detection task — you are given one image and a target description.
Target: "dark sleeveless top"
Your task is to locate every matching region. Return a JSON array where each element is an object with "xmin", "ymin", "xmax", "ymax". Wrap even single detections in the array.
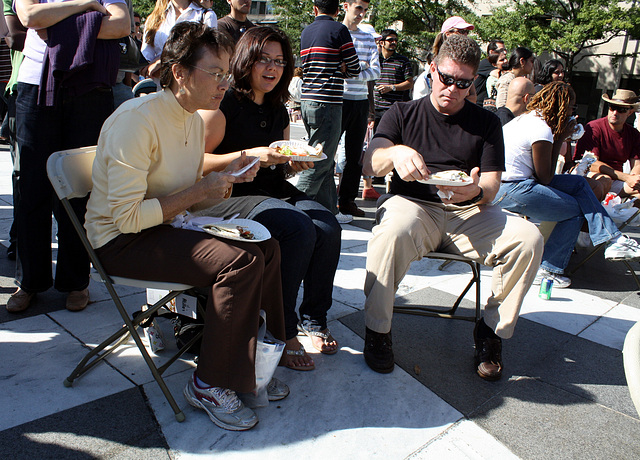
[{"xmin": 216, "ymin": 89, "xmax": 303, "ymax": 200}]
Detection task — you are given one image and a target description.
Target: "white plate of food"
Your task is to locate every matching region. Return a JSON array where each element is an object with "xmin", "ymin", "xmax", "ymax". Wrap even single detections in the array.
[
  {"xmin": 201, "ymin": 218, "xmax": 271, "ymax": 242},
  {"xmin": 269, "ymin": 140, "xmax": 328, "ymax": 161},
  {"xmin": 418, "ymin": 170, "xmax": 473, "ymax": 186}
]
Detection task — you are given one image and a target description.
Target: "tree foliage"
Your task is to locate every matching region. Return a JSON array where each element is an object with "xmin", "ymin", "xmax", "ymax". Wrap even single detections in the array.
[
  {"xmin": 473, "ymin": 0, "xmax": 640, "ymax": 76},
  {"xmin": 268, "ymin": 0, "xmax": 315, "ymax": 54},
  {"xmin": 367, "ymin": 0, "xmax": 473, "ymax": 63}
]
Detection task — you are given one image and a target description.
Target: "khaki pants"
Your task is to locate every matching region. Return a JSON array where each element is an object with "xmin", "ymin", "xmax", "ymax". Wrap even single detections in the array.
[{"xmin": 364, "ymin": 195, "xmax": 543, "ymax": 339}]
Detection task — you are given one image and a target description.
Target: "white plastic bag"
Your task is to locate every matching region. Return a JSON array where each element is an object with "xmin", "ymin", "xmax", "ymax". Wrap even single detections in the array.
[
  {"xmin": 239, "ymin": 310, "xmax": 285, "ymax": 408},
  {"xmin": 603, "ymin": 199, "xmax": 640, "ymax": 225}
]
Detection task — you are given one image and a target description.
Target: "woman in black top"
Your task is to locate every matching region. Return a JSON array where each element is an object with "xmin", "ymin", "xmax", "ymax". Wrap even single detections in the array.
[{"xmin": 199, "ymin": 27, "xmax": 342, "ymax": 371}]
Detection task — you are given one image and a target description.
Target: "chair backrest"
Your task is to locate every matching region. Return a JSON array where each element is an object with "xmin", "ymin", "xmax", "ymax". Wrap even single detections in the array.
[{"xmin": 46, "ymin": 146, "xmax": 96, "ymax": 200}]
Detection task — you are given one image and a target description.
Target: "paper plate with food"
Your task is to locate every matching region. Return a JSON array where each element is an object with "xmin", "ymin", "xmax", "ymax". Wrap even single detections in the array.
[
  {"xmin": 418, "ymin": 170, "xmax": 473, "ymax": 186},
  {"xmin": 202, "ymin": 219, "xmax": 271, "ymax": 242},
  {"xmin": 269, "ymin": 140, "xmax": 328, "ymax": 161}
]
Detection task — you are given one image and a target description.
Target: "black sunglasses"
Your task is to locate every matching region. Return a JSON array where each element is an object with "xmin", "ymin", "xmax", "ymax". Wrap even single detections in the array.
[
  {"xmin": 609, "ymin": 104, "xmax": 630, "ymax": 114},
  {"xmin": 436, "ymin": 66, "xmax": 474, "ymax": 90}
]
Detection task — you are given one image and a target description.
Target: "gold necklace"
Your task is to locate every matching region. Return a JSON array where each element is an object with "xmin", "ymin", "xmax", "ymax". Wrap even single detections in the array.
[{"xmin": 183, "ymin": 109, "xmax": 194, "ymax": 146}]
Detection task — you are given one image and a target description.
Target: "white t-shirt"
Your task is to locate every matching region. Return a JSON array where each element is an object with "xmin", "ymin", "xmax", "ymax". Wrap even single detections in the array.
[
  {"xmin": 17, "ymin": 0, "xmax": 126, "ymax": 85},
  {"xmin": 502, "ymin": 111, "xmax": 554, "ymax": 181},
  {"xmin": 141, "ymin": 3, "xmax": 217, "ymax": 63},
  {"xmin": 412, "ymin": 70, "xmax": 431, "ymax": 100}
]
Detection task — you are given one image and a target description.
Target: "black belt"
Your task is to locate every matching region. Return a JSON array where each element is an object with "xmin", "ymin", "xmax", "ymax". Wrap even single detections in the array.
[{"xmin": 501, "ymin": 180, "xmax": 524, "ymax": 183}]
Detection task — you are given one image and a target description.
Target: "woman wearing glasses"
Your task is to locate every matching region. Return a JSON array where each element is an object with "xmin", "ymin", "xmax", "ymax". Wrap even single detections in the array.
[
  {"xmin": 494, "ymin": 82, "xmax": 640, "ymax": 289},
  {"xmin": 85, "ymin": 23, "xmax": 288, "ymax": 431},
  {"xmin": 198, "ymin": 27, "xmax": 342, "ymax": 371}
]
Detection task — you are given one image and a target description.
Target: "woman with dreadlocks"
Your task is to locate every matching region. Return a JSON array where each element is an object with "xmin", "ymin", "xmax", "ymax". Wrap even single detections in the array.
[{"xmin": 493, "ymin": 81, "xmax": 640, "ymax": 288}]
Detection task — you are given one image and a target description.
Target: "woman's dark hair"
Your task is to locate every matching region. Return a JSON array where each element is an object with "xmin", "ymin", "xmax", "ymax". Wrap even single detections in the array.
[
  {"xmin": 488, "ymin": 49, "xmax": 505, "ymax": 66},
  {"xmin": 505, "ymin": 47, "xmax": 533, "ymax": 70},
  {"xmin": 231, "ymin": 26, "xmax": 294, "ymax": 107},
  {"xmin": 536, "ymin": 59, "xmax": 564, "ymax": 85},
  {"xmin": 159, "ymin": 22, "xmax": 234, "ymax": 88}
]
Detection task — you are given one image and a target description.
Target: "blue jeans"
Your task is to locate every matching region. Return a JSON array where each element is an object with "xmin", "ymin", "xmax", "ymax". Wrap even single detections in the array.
[
  {"xmin": 15, "ymin": 82, "xmax": 114, "ymax": 292},
  {"xmin": 494, "ymin": 175, "xmax": 620, "ymax": 273},
  {"xmin": 297, "ymin": 101, "xmax": 343, "ymax": 214},
  {"xmin": 247, "ymin": 196, "xmax": 341, "ymax": 338}
]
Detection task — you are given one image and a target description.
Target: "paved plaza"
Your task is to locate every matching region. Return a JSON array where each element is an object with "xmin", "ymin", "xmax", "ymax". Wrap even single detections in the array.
[{"xmin": 1, "ymin": 133, "xmax": 640, "ymax": 459}]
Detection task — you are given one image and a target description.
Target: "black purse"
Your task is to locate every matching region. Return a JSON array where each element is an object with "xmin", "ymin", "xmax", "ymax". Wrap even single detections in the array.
[{"xmin": 118, "ymin": 36, "xmax": 148, "ymax": 72}]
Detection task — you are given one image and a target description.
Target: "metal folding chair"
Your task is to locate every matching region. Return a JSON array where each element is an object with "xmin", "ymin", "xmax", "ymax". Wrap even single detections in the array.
[
  {"xmin": 393, "ymin": 252, "xmax": 482, "ymax": 322},
  {"xmin": 568, "ymin": 207, "xmax": 640, "ymax": 288},
  {"xmin": 47, "ymin": 146, "xmax": 202, "ymax": 422}
]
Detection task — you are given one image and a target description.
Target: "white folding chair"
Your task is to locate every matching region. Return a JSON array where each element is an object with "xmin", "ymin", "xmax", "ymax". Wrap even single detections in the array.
[{"xmin": 47, "ymin": 146, "xmax": 201, "ymax": 422}]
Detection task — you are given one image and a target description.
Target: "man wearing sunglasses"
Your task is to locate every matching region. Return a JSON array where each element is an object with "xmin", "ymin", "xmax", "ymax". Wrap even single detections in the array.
[
  {"xmin": 574, "ymin": 89, "xmax": 640, "ymax": 201},
  {"xmin": 361, "ymin": 34, "xmax": 542, "ymax": 381}
]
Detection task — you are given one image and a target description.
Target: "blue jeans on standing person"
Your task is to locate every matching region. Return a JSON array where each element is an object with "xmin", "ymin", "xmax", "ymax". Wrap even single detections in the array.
[
  {"xmin": 15, "ymin": 82, "xmax": 114, "ymax": 292},
  {"xmin": 297, "ymin": 100, "xmax": 343, "ymax": 214},
  {"xmin": 494, "ymin": 174, "xmax": 620, "ymax": 274},
  {"xmin": 247, "ymin": 195, "xmax": 341, "ymax": 339}
]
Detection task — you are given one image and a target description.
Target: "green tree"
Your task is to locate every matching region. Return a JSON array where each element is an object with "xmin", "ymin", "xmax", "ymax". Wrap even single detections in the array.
[
  {"xmin": 368, "ymin": 0, "xmax": 474, "ymax": 63},
  {"xmin": 268, "ymin": 0, "xmax": 315, "ymax": 54},
  {"xmin": 474, "ymin": 0, "xmax": 640, "ymax": 77}
]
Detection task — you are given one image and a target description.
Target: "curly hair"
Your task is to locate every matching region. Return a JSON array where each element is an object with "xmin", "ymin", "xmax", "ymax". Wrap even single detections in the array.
[
  {"xmin": 526, "ymin": 81, "xmax": 576, "ymax": 140},
  {"xmin": 536, "ymin": 59, "xmax": 564, "ymax": 85}
]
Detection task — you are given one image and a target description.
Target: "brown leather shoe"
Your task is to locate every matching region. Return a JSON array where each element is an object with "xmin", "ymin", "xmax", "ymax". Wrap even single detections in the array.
[
  {"xmin": 338, "ymin": 201, "xmax": 365, "ymax": 217},
  {"xmin": 6, "ymin": 288, "xmax": 35, "ymax": 313},
  {"xmin": 66, "ymin": 288, "xmax": 90, "ymax": 312},
  {"xmin": 474, "ymin": 319, "xmax": 503, "ymax": 381}
]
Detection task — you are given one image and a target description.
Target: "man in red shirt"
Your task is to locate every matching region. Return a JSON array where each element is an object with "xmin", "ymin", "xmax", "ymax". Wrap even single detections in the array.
[{"xmin": 574, "ymin": 89, "xmax": 640, "ymax": 200}]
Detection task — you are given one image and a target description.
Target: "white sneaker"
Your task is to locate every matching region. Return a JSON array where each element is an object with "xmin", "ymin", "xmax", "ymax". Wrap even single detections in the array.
[
  {"xmin": 605, "ymin": 235, "xmax": 640, "ymax": 261},
  {"xmin": 576, "ymin": 231, "xmax": 591, "ymax": 248},
  {"xmin": 532, "ymin": 267, "xmax": 571, "ymax": 288},
  {"xmin": 335, "ymin": 212, "xmax": 353, "ymax": 224},
  {"xmin": 183, "ymin": 373, "xmax": 258, "ymax": 431}
]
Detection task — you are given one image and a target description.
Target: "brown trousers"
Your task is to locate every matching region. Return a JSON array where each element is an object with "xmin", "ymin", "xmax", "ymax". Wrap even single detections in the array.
[{"xmin": 96, "ymin": 224, "xmax": 285, "ymax": 392}]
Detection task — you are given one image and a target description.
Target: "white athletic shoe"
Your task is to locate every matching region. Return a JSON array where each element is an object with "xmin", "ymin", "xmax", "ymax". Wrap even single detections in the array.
[
  {"xmin": 335, "ymin": 212, "xmax": 353, "ymax": 224},
  {"xmin": 605, "ymin": 235, "xmax": 640, "ymax": 261}
]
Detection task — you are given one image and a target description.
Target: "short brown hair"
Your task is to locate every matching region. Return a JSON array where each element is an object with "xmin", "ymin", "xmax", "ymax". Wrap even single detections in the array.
[
  {"xmin": 231, "ymin": 26, "xmax": 294, "ymax": 107},
  {"xmin": 159, "ymin": 22, "xmax": 234, "ymax": 88},
  {"xmin": 434, "ymin": 34, "xmax": 481, "ymax": 74}
]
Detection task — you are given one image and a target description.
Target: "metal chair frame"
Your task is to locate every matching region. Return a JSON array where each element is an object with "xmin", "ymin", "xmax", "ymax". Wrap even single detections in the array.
[
  {"xmin": 47, "ymin": 146, "xmax": 202, "ymax": 422},
  {"xmin": 393, "ymin": 252, "xmax": 482, "ymax": 322},
  {"xmin": 568, "ymin": 208, "xmax": 640, "ymax": 289}
]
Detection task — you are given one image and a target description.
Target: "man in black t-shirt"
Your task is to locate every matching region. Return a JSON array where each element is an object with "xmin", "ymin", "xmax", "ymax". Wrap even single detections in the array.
[
  {"xmin": 361, "ymin": 35, "xmax": 542, "ymax": 381},
  {"xmin": 217, "ymin": 0, "xmax": 255, "ymax": 43},
  {"xmin": 475, "ymin": 39, "xmax": 504, "ymax": 107}
]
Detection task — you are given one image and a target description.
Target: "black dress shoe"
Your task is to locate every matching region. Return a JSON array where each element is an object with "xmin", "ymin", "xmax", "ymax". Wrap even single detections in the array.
[
  {"xmin": 338, "ymin": 201, "xmax": 365, "ymax": 217},
  {"xmin": 364, "ymin": 327, "xmax": 394, "ymax": 373},
  {"xmin": 473, "ymin": 319, "xmax": 503, "ymax": 380},
  {"xmin": 7, "ymin": 242, "xmax": 16, "ymax": 261}
]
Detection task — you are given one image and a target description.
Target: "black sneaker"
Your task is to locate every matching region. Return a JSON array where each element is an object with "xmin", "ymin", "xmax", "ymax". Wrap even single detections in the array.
[
  {"xmin": 364, "ymin": 327, "xmax": 394, "ymax": 373},
  {"xmin": 473, "ymin": 319, "xmax": 503, "ymax": 381}
]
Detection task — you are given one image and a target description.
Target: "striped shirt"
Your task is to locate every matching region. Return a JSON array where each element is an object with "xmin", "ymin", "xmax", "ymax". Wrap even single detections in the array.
[
  {"xmin": 343, "ymin": 28, "xmax": 380, "ymax": 101},
  {"xmin": 374, "ymin": 52, "xmax": 413, "ymax": 112},
  {"xmin": 300, "ymin": 15, "xmax": 360, "ymax": 104}
]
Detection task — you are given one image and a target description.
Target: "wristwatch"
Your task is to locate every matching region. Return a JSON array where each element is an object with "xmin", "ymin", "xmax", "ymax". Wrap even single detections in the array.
[
  {"xmin": 391, "ymin": 85, "xmax": 397, "ymax": 92},
  {"xmin": 468, "ymin": 187, "xmax": 484, "ymax": 205}
]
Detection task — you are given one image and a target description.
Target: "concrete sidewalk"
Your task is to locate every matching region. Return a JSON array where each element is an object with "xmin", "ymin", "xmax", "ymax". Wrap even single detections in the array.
[{"xmin": 1, "ymin": 139, "xmax": 640, "ymax": 459}]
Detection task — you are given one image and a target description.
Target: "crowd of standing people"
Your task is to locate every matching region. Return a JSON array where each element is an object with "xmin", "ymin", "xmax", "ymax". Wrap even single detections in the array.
[{"xmin": 2, "ymin": 0, "xmax": 640, "ymax": 434}]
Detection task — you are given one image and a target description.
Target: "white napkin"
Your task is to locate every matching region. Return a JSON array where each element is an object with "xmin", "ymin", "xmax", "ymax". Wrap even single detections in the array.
[
  {"xmin": 437, "ymin": 189, "xmax": 454, "ymax": 200},
  {"xmin": 170, "ymin": 212, "xmax": 225, "ymax": 232}
]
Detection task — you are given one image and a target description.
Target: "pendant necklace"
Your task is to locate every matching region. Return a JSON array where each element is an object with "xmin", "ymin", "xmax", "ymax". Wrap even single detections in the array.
[{"xmin": 183, "ymin": 109, "xmax": 194, "ymax": 146}]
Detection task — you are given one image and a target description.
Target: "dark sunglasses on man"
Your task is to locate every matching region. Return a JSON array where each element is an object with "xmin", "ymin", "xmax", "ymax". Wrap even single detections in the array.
[
  {"xmin": 436, "ymin": 66, "xmax": 474, "ymax": 90},
  {"xmin": 609, "ymin": 104, "xmax": 631, "ymax": 114}
]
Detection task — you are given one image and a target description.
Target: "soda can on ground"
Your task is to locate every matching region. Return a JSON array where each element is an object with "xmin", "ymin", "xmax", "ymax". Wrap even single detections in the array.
[{"xmin": 539, "ymin": 278, "xmax": 553, "ymax": 300}]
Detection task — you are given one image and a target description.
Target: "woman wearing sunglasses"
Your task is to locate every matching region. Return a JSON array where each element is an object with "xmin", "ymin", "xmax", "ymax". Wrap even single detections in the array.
[
  {"xmin": 494, "ymin": 82, "xmax": 640, "ymax": 289},
  {"xmin": 197, "ymin": 27, "xmax": 342, "ymax": 371}
]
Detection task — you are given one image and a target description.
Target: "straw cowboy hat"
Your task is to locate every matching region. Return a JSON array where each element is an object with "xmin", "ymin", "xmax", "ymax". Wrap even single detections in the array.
[{"xmin": 601, "ymin": 89, "xmax": 640, "ymax": 107}]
